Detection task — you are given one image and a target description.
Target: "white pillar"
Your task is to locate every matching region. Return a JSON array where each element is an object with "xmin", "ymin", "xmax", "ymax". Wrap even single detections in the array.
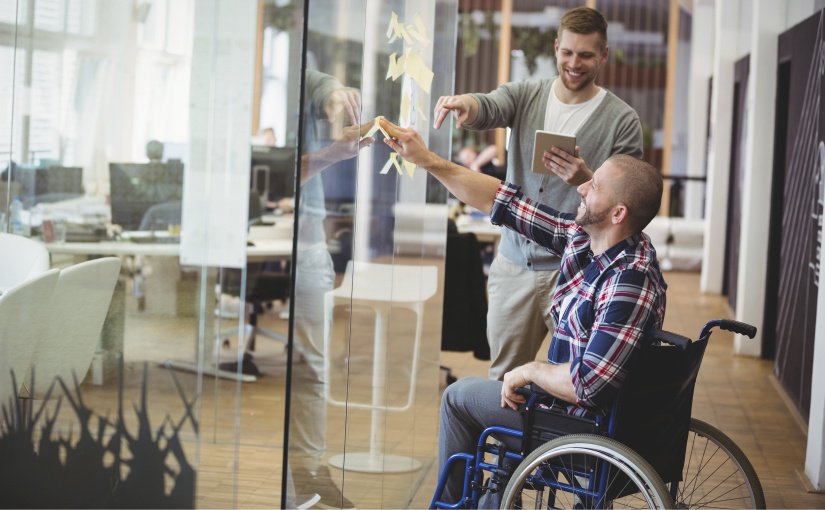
[
  {"xmin": 810, "ymin": 264, "xmax": 825, "ymax": 490},
  {"xmin": 732, "ymin": 0, "xmax": 786, "ymax": 356},
  {"xmin": 807, "ymin": 0, "xmax": 825, "ymax": 489},
  {"xmin": 684, "ymin": 0, "xmax": 714, "ymax": 220},
  {"xmin": 700, "ymin": 0, "xmax": 739, "ymax": 294}
]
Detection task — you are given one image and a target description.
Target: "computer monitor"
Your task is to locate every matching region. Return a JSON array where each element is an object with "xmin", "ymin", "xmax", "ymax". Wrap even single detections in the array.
[
  {"xmin": 3, "ymin": 164, "xmax": 83, "ymax": 207},
  {"xmin": 250, "ymin": 146, "xmax": 297, "ymax": 201},
  {"xmin": 109, "ymin": 161, "xmax": 184, "ymax": 230}
]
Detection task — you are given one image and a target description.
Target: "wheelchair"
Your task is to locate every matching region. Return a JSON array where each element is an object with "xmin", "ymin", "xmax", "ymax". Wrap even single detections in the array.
[{"xmin": 431, "ymin": 320, "xmax": 766, "ymax": 509}]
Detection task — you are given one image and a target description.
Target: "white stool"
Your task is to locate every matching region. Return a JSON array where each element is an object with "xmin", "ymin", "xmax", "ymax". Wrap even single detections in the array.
[{"xmin": 324, "ymin": 260, "xmax": 438, "ymax": 473}]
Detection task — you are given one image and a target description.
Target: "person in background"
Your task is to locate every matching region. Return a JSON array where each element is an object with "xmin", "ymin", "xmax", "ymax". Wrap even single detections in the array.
[
  {"xmin": 456, "ymin": 144, "xmax": 507, "ymax": 181},
  {"xmin": 432, "ymin": 6, "xmax": 644, "ymax": 381}
]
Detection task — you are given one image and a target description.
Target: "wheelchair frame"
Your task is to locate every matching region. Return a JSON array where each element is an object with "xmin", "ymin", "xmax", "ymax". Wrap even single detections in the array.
[{"xmin": 430, "ymin": 319, "xmax": 766, "ymax": 509}]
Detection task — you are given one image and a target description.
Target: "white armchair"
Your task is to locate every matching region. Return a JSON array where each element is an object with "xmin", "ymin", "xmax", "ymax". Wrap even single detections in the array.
[
  {"xmin": 21, "ymin": 257, "xmax": 121, "ymax": 399},
  {"xmin": 0, "ymin": 269, "xmax": 60, "ymax": 409},
  {"xmin": 0, "ymin": 233, "xmax": 50, "ymax": 294}
]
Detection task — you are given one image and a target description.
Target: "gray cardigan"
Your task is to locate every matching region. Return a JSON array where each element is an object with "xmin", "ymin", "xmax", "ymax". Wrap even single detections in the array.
[{"xmin": 467, "ymin": 79, "xmax": 643, "ymax": 270}]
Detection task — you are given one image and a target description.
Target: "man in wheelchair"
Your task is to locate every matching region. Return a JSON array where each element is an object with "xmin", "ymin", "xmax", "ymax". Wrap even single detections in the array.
[{"xmin": 380, "ymin": 118, "xmax": 667, "ymax": 506}]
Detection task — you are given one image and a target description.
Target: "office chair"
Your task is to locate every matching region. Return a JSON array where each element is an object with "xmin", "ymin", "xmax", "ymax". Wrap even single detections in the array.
[
  {"xmin": 0, "ymin": 233, "xmax": 51, "ymax": 292},
  {"xmin": 20, "ymin": 258, "xmax": 121, "ymax": 399},
  {"xmin": 0, "ymin": 269, "xmax": 59, "ymax": 409},
  {"xmin": 215, "ymin": 190, "xmax": 292, "ymax": 376}
]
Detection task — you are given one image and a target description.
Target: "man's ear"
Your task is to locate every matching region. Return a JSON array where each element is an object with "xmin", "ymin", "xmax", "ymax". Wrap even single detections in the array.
[
  {"xmin": 612, "ymin": 203, "xmax": 628, "ymax": 225},
  {"xmin": 601, "ymin": 45, "xmax": 609, "ymax": 65},
  {"xmin": 554, "ymin": 39, "xmax": 559, "ymax": 55}
]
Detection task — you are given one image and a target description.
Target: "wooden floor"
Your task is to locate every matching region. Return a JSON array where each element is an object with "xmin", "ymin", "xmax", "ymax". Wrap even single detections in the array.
[{"xmin": 30, "ymin": 267, "xmax": 825, "ymax": 508}]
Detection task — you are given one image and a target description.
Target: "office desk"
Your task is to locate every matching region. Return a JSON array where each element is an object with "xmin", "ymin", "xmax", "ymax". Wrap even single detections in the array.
[
  {"xmin": 455, "ymin": 214, "xmax": 503, "ymax": 253},
  {"xmin": 44, "ymin": 237, "xmax": 296, "ymax": 384},
  {"xmin": 45, "ymin": 238, "xmax": 294, "ymax": 261}
]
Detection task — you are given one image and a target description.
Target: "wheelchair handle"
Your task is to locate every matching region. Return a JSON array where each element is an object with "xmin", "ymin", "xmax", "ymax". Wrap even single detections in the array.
[{"xmin": 701, "ymin": 319, "xmax": 757, "ymax": 340}]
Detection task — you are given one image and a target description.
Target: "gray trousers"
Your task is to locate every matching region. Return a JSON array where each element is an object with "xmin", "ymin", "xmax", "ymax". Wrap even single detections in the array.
[{"xmin": 439, "ymin": 377, "xmax": 525, "ymax": 507}]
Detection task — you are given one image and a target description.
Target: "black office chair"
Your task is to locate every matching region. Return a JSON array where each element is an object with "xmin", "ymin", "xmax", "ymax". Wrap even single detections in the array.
[
  {"xmin": 440, "ymin": 230, "xmax": 490, "ymax": 384},
  {"xmin": 216, "ymin": 190, "xmax": 291, "ymax": 376}
]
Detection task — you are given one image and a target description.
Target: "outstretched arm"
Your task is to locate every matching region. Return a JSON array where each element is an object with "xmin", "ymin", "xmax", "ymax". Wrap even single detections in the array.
[
  {"xmin": 380, "ymin": 118, "xmax": 500, "ymax": 214},
  {"xmin": 301, "ymin": 125, "xmax": 373, "ymax": 185}
]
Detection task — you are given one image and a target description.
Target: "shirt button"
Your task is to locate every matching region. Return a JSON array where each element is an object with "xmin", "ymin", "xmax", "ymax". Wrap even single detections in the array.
[
  {"xmin": 527, "ymin": 262, "xmax": 532, "ymax": 267},
  {"xmin": 539, "ymin": 187, "xmax": 544, "ymax": 193}
]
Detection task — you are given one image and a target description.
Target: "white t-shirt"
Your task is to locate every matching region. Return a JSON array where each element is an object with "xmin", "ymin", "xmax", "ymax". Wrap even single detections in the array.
[{"xmin": 544, "ymin": 78, "xmax": 607, "ymax": 135}]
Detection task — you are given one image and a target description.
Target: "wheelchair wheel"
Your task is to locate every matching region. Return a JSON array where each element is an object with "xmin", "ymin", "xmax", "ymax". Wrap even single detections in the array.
[
  {"xmin": 675, "ymin": 418, "xmax": 765, "ymax": 509},
  {"xmin": 501, "ymin": 434, "xmax": 673, "ymax": 509}
]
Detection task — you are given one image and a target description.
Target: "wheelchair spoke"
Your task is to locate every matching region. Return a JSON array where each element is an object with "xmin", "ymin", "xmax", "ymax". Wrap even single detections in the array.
[
  {"xmin": 502, "ymin": 436, "xmax": 673, "ymax": 509},
  {"xmin": 674, "ymin": 419, "xmax": 764, "ymax": 509}
]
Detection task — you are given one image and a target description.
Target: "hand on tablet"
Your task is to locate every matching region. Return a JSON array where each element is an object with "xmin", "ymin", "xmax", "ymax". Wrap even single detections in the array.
[{"xmin": 542, "ymin": 145, "xmax": 593, "ymax": 186}]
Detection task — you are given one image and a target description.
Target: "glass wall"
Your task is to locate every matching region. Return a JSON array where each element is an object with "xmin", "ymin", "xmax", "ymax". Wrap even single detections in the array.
[
  {"xmin": 0, "ymin": 0, "xmax": 456, "ymax": 508},
  {"xmin": 284, "ymin": 0, "xmax": 456, "ymax": 508}
]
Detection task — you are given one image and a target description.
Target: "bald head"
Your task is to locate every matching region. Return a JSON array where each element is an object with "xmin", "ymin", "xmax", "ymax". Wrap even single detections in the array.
[{"xmin": 606, "ymin": 154, "xmax": 663, "ymax": 232}]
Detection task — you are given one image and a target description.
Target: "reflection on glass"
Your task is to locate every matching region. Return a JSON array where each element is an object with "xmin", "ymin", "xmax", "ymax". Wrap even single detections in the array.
[
  {"xmin": 287, "ymin": 68, "xmax": 368, "ymax": 509},
  {"xmin": 286, "ymin": 1, "xmax": 458, "ymax": 508}
]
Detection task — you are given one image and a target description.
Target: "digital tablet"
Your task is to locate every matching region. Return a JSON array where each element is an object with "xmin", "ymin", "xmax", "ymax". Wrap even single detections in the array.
[{"xmin": 532, "ymin": 130, "xmax": 577, "ymax": 174}]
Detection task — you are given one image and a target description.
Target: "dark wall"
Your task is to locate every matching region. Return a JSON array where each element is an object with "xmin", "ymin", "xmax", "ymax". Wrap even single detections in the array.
[{"xmin": 769, "ymin": 10, "xmax": 825, "ymax": 422}]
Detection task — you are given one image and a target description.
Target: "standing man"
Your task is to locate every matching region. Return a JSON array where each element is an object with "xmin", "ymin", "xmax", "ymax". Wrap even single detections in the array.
[{"xmin": 433, "ymin": 7, "xmax": 643, "ymax": 380}]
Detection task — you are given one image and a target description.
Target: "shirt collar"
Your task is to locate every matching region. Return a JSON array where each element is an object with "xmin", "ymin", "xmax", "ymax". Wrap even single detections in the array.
[{"xmin": 592, "ymin": 232, "xmax": 643, "ymax": 271}]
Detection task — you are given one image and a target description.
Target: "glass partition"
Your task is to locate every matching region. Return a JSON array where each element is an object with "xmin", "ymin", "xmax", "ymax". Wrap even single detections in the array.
[
  {"xmin": 284, "ymin": 0, "xmax": 457, "ymax": 508},
  {"xmin": 0, "ymin": 0, "xmax": 280, "ymax": 507},
  {"xmin": 0, "ymin": 0, "xmax": 456, "ymax": 507}
]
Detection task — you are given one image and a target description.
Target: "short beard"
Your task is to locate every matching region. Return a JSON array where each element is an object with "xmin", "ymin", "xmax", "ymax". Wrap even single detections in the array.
[{"xmin": 576, "ymin": 205, "xmax": 610, "ymax": 228}]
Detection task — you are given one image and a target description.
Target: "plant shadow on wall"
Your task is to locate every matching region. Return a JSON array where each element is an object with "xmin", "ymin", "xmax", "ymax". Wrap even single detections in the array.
[{"xmin": 0, "ymin": 365, "xmax": 197, "ymax": 509}]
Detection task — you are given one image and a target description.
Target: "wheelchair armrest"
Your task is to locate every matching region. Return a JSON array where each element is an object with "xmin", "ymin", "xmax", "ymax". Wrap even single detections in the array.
[
  {"xmin": 514, "ymin": 383, "xmax": 550, "ymax": 400},
  {"xmin": 651, "ymin": 330, "xmax": 691, "ymax": 349},
  {"xmin": 515, "ymin": 384, "xmax": 577, "ymax": 410}
]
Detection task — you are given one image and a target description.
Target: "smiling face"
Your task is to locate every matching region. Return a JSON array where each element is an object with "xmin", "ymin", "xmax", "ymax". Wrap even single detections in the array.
[
  {"xmin": 554, "ymin": 31, "xmax": 607, "ymax": 100},
  {"xmin": 575, "ymin": 163, "xmax": 620, "ymax": 230}
]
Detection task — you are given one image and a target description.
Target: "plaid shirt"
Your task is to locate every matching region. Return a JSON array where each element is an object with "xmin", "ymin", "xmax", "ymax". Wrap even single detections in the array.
[{"xmin": 491, "ymin": 183, "xmax": 667, "ymax": 417}]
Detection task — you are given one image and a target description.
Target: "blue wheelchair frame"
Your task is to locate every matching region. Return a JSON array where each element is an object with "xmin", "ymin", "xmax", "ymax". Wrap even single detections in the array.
[{"xmin": 429, "ymin": 320, "xmax": 757, "ymax": 509}]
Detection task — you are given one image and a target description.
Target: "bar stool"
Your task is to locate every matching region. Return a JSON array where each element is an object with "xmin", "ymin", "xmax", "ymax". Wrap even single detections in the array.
[{"xmin": 324, "ymin": 260, "xmax": 438, "ymax": 473}]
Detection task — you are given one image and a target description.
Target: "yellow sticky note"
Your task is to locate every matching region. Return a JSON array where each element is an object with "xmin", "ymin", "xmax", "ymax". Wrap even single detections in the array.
[
  {"xmin": 392, "ymin": 153, "xmax": 403, "ymax": 175},
  {"xmin": 364, "ymin": 122, "xmax": 380, "ymax": 139},
  {"xmin": 418, "ymin": 65, "xmax": 434, "ymax": 95},
  {"xmin": 400, "ymin": 91, "xmax": 411, "ymax": 124},
  {"xmin": 414, "ymin": 13, "xmax": 427, "ymax": 37},
  {"xmin": 387, "ymin": 11, "xmax": 413, "ymax": 44},
  {"xmin": 418, "ymin": 101, "xmax": 428, "ymax": 122},
  {"xmin": 381, "ymin": 153, "xmax": 402, "ymax": 175},
  {"xmin": 402, "ymin": 159, "xmax": 416, "ymax": 178},
  {"xmin": 407, "ymin": 25, "xmax": 430, "ymax": 46},
  {"xmin": 376, "ymin": 119, "xmax": 391, "ymax": 140},
  {"xmin": 386, "ymin": 53, "xmax": 396, "ymax": 80},
  {"xmin": 387, "ymin": 12, "xmax": 398, "ymax": 39},
  {"xmin": 395, "ymin": 52, "xmax": 407, "ymax": 79},
  {"xmin": 404, "ymin": 50, "xmax": 434, "ymax": 95},
  {"xmin": 405, "ymin": 49, "xmax": 421, "ymax": 80}
]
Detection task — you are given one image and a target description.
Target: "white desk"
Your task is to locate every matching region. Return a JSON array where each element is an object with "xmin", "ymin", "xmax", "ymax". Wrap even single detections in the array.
[
  {"xmin": 455, "ymin": 214, "xmax": 503, "ymax": 253},
  {"xmin": 45, "ymin": 238, "xmax": 293, "ymax": 261},
  {"xmin": 44, "ymin": 236, "xmax": 295, "ymax": 383}
]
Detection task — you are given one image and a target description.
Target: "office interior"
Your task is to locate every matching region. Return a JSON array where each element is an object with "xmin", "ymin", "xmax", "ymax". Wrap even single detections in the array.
[{"xmin": 1, "ymin": 0, "xmax": 825, "ymax": 508}]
